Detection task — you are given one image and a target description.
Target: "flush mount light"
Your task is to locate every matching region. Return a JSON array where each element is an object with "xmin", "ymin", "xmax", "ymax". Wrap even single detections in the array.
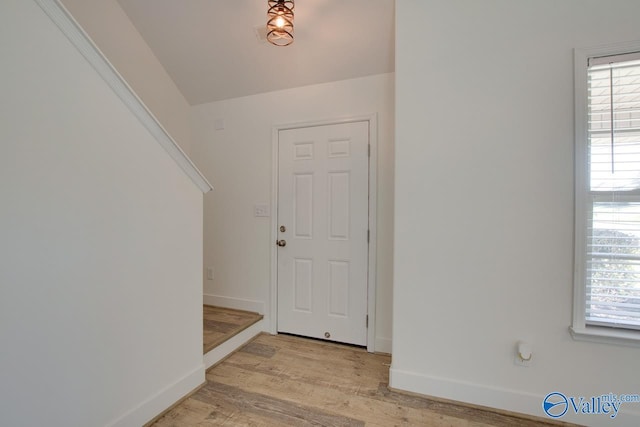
[{"xmin": 267, "ymin": 0, "xmax": 294, "ymax": 46}]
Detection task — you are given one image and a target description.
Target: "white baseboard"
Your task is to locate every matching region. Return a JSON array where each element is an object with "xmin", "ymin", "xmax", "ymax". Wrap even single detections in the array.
[
  {"xmin": 389, "ymin": 367, "xmax": 640, "ymax": 427},
  {"xmin": 203, "ymin": 294, "xmax": 265, "ymax": 314},
  {"xmin": 375, "ymin": 337, "xmax": 392, "ymax": 354},
  {"xmin": 106, "ymin": 363, "xmax": 205, "ymax": 427},
  {"xmin": 204, "ymin": 319, "xmax": 266, "ymax": 369},
  {"xmin": 108, "ymin": 319, "xmax": 266, "ymax": 426}
]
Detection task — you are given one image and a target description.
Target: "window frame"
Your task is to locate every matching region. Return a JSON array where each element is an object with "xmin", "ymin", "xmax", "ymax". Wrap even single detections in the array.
[{"xmin": 572, "ymin": 40, "xmax": 640, "ymax": 347}]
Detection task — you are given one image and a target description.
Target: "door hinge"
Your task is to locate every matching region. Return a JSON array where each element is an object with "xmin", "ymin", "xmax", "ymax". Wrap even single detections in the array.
[
  {"xmin": 367, "ymin": 229, "xmax": 370, "ymax": 243},
  {"xmin": 366, "ymin": 315, "xmax": 369, "ymax": 328},
  {"xmin": 368, "ymin": 144, "xmax": 371, "ymax": 157}
]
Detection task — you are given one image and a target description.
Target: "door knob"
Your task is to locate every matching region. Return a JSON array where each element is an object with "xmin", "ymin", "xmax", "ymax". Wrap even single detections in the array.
[{"xmin": 277, "ymin": 239, "xmax": 287, "ymax": 247}]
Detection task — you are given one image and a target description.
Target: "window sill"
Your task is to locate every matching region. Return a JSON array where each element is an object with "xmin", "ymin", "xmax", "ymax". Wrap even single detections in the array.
[{"xmin": 570, "ymin": 325, "xmax": 640, "ymax": 348}]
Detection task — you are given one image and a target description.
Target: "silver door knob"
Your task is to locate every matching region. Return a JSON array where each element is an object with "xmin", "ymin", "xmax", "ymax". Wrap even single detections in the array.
[{"xmin": 277, "ymin": 239, "xmax": 287, "ymax": 247}]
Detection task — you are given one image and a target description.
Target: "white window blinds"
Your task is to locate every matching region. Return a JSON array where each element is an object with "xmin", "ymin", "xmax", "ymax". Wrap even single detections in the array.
[{"xmin": 586, "ymin": 52, "xmax": 640, "ymax": 329}]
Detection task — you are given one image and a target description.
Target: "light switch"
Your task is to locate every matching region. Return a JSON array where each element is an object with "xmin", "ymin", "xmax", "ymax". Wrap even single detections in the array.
[{"xmin": 254, "ymin": 204, "xmax": 270, "ymax": 217}]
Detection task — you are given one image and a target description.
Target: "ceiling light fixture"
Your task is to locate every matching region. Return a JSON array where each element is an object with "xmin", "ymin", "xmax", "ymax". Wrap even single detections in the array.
[{"xmin": 267, "ymin": 0, "xmax": 294, "ymax": 46}]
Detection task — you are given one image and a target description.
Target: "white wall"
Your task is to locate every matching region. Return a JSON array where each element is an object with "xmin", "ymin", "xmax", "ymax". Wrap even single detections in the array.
[
  {"xmin": 392, "ymin": 1, "xmax": 640, "ymax": 425},
  {"xmin": 191, "ymin": 73, "xmax": 394, "ymax": 352},
  {"xmin": 61, "ymin": 0, "xmax": 193, "ymax": 154},
  {"xmin": 0, "ymin": 1, "xmax": 203, "ymax": 426}
]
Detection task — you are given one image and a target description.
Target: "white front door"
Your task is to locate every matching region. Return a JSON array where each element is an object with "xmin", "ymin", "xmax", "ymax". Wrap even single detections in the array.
[{"xmin": 277, "ymin": 121, "xmax": 369, "ymax": 346}]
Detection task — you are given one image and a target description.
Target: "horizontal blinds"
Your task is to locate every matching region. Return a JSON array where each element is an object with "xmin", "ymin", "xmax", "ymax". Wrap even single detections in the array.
[
  {"xmin": 586, "ymin": 53, "xmax": 640, "ymax": 329},
  {"xmin": 589, "ymin": 51, "xmax": 640, "ymax": 67}
]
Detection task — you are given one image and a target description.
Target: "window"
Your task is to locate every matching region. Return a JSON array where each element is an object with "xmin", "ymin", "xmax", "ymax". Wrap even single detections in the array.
[{"xmin": 573, "ymin": 43, "xmax": 640, "ymax": 345}]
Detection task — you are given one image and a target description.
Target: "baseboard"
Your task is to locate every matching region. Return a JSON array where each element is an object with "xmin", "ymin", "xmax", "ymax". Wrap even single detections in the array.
[
  {"xmin": 106, "ymin": 363, "xmax": 205, "ymax": 427},
  {"xmin": 389, "ymin": 367, "xmax": 640, "ymax": 426},
  {"xmin": 203, "ymin": 294, "xmax": 265, "ymax": 314},
  {"xmin": 204, "ymin": 319, "xmax": 266, "ymax": 369},
  {"xmin": 374, "ymin": 337, "xmax": 392, "ymax": 354}
]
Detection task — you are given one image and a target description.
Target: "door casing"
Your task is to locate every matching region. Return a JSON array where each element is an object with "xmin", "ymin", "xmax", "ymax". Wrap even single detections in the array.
[{"xmin": 270, "ymin": 114, "xmax": 378, "ymax": 352}]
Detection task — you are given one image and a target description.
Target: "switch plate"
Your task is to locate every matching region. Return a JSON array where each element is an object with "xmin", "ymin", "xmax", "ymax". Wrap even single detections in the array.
[
  {"xmin": 254, "ymin": 204, "xmax": 270, "ymax": 217},
  {"xmin": 206, "ymin": 267, "xmax": 214, "ymax": 280}
]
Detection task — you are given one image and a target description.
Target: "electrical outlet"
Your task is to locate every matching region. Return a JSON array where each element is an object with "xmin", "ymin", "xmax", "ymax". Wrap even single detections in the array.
[{"xmin": 206, "ymin": 267, "xmax": 214, "ymax": 280}]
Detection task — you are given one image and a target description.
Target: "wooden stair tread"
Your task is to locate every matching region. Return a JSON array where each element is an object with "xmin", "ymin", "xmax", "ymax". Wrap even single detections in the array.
[{"xmin": 203, "ymin": 305, "xmax": 263, "ymax": 354}]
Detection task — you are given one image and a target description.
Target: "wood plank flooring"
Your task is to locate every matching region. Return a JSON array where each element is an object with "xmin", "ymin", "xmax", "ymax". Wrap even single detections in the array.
[
  {"xmin": 152, "ymin": 333, "xmax": 579, "ymax": 427},
  {"xmin": 203, "ymin": 305, "xmax": 263, "ymax": 354}
]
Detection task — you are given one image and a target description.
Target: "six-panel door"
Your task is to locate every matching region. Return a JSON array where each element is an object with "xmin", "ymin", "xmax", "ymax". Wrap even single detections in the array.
[{"xmin": 277, "ymin": 121, "xmax": 369, "ymax": 345}]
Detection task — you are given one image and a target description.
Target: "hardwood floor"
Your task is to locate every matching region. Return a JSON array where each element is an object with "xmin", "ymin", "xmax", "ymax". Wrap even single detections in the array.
[
  {"xmin": 152, "ymin": 333, "xmax": 578, "ymax": 427},
  {"xmin": 203, "ymin": 305, "xmax": 263, "ymax": 354}
]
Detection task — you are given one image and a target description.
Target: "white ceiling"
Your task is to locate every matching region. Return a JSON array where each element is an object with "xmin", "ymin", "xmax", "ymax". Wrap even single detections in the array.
[{"xmin": 116, "ymin": 0, "xmax": 395, "ymax": 105}]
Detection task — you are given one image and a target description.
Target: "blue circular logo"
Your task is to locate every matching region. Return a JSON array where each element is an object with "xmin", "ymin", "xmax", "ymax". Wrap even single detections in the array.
[{"xmin": 543, "ymin": 392, "xmax": 568, "ymax": 418}]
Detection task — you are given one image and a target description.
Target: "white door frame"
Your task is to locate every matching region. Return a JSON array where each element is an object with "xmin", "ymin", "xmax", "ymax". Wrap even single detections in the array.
[{"xmin": 270, "ymin": 114, "xmax": 378, "ymax": 352}]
